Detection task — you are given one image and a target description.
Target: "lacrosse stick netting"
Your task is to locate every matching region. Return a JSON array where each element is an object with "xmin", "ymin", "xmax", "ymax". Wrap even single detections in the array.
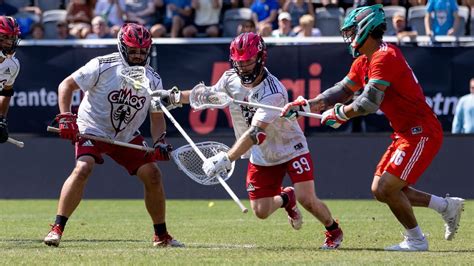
[
  {"xmin": 189, "ymin": 83, "xmax": 322, "ymax": 119},
  {"xmin": 119, "ymin": 66, "xmax": 151, "ymax": 91},
  {"xmin": 157, "ymin": 100, "xmax": 248, "ymax": 213},
  {"xmin": 172, "ymin": 141, "xmax": 235, "ymax": 186},
  {"xmin": 189, "ymin": 83, "xmax": 231, "ymax": 110}
]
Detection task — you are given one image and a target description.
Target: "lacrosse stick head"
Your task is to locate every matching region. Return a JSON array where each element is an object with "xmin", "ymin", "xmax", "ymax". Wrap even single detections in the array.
[
  {"xmin": 119, "ymin": 66, "xmax": 150, "ymax": 91},
  {"xmin": 189, "ymin": 83, "xmax": 232, "ymax": 110},
  {"xmin": 172, "ymin": 141, "xmax": 235, "ymax": 186}
]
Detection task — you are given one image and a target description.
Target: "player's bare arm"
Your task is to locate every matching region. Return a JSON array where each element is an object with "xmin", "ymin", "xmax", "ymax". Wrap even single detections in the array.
[
  {"xmin": 57, "ymin": 75, "xmax": 80, "ymax": 113},
  {"xmin": 227, "ymin": 120, "xmax": 269, "ymax": 161},
  {"xmin": 0, "ymin": 84, "xmax": 13, "ymax": 116},
  {"xmin": 150, "ymin": 112, "xmax": 167, "ymax": 143}
]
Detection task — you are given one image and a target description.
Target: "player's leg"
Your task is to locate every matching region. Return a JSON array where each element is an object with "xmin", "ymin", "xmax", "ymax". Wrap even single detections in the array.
[
  {"xmin": 288, "ymin": 153, "xmax": 342, "ymax": 249},
  {"xmin": 44, "ymin": 155, "xmax": 96, "ymax": 247},
  {"xmin": 246, "ymin": 162, "xmax": 287, "ymax": 220},
  {"xmin": 111, "ymin": 135, "xmax": 183, "ymax": 247},
  {"xmin": 372, "ymin": 172, "xmax": 428, "ymax": 251}
]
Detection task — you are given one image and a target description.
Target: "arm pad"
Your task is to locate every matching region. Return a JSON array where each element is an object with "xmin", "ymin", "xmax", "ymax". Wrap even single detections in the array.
[
  {"xmin": 352, "ymin": 84, "xmax": 384, "ymax": 115},
  {"xmin": 0, "ymin": 88, "xmax": 14, "ymax": 97},
  {"xmin": 319, "ymin": 82, "xmax": 354, "ymax": 107},
  {"xmin": 249, "ymin": 126, "xmax": 266, "ymax": 145}
]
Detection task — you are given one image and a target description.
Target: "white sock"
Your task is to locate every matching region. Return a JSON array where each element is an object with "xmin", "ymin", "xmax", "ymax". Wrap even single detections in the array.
[
  {"xmin": 406, "ymin": 226, "xmax": 424, "ymax": 239},
  {"xmin": 428, "ymin": 195, "xmax": 448, "ymax": 213}
]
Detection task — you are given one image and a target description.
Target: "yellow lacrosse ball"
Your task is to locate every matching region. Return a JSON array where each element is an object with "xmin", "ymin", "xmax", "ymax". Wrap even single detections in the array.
[{"xmin": 208, "ymin": 201, "xmax": 215, "ymax": 208}]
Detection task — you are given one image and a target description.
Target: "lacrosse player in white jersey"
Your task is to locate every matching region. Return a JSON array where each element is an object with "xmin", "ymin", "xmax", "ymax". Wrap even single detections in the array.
[
  {"xmin": 44, "ymin": 23, "xmax": 183, "ymax": 248},
  {"xmin": 157, "ymin": 32, "xmax": 343, "ymax": 249},
  {"xmin": 0, "ymin": 16, "xmax": 21, "ymax": 144}
]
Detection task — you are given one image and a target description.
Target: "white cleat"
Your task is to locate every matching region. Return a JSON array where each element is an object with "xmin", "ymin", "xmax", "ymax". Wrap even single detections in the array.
[
  {"xmin": 44, "ymin": 225, "xmax": 63, "ymax": 247},
  {"xmin": 441, "ymin": 196, "xmax": 465, "ymax": 240},
  {"xmin": 385, "ymin": 234, "xmax": 428, "ymax": 252}
]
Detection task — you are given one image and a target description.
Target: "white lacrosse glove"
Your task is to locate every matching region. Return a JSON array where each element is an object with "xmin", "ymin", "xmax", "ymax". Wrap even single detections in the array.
[
  {"xmin": 202, "ymin": 151, "xmax": 232, "ymax": 177},
  {"xmin": 280, "ymin": 96, "xmax": 311, "ymax": 121},
  {"xmin": 152, "ymin": 86, "xmax": 182, "ymax": 111}
]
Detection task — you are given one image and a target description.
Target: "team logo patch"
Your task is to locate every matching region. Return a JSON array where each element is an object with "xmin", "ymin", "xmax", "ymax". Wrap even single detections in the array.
[
  {"xmin": 294, "ymin": 143, "xmax": 303, "ymax": 150},
  {"xmin": 108, "ymin": 88, "xmax": 146, "ymax": 135},
  {"xmin": 82, "ymin": 140, "xmax": 94, "ymax": 147},
  {"xmin": 3, "ymin": 68, "xmax": 10, "ymax": 74},
  {"xmin": 246, "ymin": 183, "xmax": 255, "ymax": 192}
]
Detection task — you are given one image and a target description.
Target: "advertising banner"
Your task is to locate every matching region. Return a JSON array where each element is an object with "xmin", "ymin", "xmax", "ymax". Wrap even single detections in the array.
[{"xmin": 9, "ymin": 43, "xmax": 473, "ymax": 136}]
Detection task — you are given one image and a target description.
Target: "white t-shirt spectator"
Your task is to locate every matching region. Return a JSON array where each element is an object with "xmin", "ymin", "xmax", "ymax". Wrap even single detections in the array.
[{"xmin": 95, "ymin": 0, "xmax": 126, "ymax": 26}]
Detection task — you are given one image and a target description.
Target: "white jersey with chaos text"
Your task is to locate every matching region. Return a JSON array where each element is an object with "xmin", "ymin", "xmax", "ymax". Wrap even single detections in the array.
[
  {"xmin": 0, "ymin": 56, "xmax": 20, "ymax": 91},
  {"xmin": 71, "ymin": 52, "xmax": 162, "ymax": 143},
  {"xmin": 212, "ymin": 68, "xmax": 309, "ymax": 166}
]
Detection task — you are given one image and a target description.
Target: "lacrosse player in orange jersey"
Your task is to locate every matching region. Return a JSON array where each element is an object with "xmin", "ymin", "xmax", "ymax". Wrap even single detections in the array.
[
  {"xmin": 44, "ymin": 23, "xmax": 183, "ymax": 248},
  {"xmin": 281, "ymin": 5, "xmax": 464, "ymax": 251},
  {"xmin": 156, "ymin": 32, "xmax": 343, "ymax": 249},
  {"xmin": 0, "ymin": 16, "xmax": 21, "ymax": 144}
]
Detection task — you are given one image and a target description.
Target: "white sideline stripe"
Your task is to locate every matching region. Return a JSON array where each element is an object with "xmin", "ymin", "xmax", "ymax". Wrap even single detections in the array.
[
  {"xmin": 187, "ymin": 243, "xmax": 257, "ymax": 249},
  {"xmin": 400, "ymin": 137, "xmax": 427, "ymax": 180}
]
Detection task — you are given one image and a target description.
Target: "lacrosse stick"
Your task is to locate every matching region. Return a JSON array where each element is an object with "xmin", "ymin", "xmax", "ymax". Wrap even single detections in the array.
[
  {"xmin": 47, "ymin": 126, "xmax": 154, "ymax": 152},
  {"xmin": 119, "ymin": 66, "xmax": 248, "ymax": 213},
  {"xmin": 159, "ymin": 102, "xmax": 248, "ymax": 213},
  {"xmin": 171, "ymin": 141, "xmax": 235, "ymax": 186},
  {"xmin": 189, "ymin": 83, "xmax": 322, "ymax": 119},
  {"xmin": 7, "ymin": 137, "xmax": 24, "ymax": 148}
]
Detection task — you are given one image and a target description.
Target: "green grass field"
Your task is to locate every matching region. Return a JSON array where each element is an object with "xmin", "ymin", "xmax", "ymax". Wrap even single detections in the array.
[{"xmin": 0, "ymin": 199, "xmax": 472, "ymax": 265}]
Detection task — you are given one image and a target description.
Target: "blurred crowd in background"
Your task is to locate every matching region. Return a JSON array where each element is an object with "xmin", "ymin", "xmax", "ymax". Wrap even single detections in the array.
[{"xmin": 1, "ymin": 0, "xmax": 473, "ymax": 41}]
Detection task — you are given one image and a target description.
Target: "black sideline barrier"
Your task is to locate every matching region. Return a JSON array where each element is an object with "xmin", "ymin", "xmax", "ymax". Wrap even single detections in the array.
[{"xmin": 1, "ymin": 135, "xmax": 472, "ymax": 199}]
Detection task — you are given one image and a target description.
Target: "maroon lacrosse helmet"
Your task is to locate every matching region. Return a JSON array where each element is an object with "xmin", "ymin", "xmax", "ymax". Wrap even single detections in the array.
[
  {"xmin": 229, "ymin": 32, "xmax": 267, "ymax": 84},
  {"xmin": 0, "ymin": 16, "xmax": 21, "ymax": 58},
  {"xmin": 117, "ymin": 23, "xmax": 152, "ymax": 66}
]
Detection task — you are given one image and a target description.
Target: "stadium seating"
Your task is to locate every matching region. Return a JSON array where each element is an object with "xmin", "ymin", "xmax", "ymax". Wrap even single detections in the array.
[
  {"xmin": 35, "ymin": 0, "xmax": 65, "ymax": 11},
  {"xmin": 222, "ymin": 8, "xmax": 252, "ymax": 37},
  {"xmin": 408, "ymin": 5, "xmax": 426, "ymax": 35},
  {"xmin": 42, "ymin": 9, "xmax": 67, "ymax": 39},
  {"xmin": 457, "ymin": 5, "xmax": 469, "ymax": 36},
  {"xmin": 5, "ymin": 0, "xmax": 32, "ymax": 9},
  {"xmin": 315, "ymin": 7, "xmax": 345, "ymax": 36}
]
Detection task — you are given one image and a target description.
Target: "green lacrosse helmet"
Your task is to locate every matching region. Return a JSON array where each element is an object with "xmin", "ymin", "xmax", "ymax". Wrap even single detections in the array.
[{"xmin": 341, "ymin": 4, "xmax": 386, "ymax": 57}]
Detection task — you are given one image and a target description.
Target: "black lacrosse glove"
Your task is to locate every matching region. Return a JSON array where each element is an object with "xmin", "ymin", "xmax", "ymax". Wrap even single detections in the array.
[
  {"xmin": 153, "ymin": 132, "xmax": 173, "ymax": 161},
  {"xmin": 0, "ymin": 116, "xmax": 8, "ymax": 143}
]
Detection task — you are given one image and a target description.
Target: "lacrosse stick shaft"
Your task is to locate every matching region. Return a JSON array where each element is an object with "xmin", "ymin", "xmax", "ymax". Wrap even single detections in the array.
[
  {"xmin": 158, "ymin": 102, "xmax": 248, "ymax": 213},
  {"xmin": 7, "ymin": 137, "xmax": 24, "ymax": 148},
  {"xmin": 47, "ymin": 126, "xmax": 154, "ymax": 152},
  {"xmin": 232, "ymin": 99, "xmax": 322, "ymax": 119}
]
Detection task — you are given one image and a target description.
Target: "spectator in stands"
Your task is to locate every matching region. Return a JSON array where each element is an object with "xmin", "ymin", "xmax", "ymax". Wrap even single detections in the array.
[
  {"xmin": 425, "ymin": 0, "xmax": 460, "ymax": 36},
  {"xmin": 272, "ymin": 12, "xmax": 296, "ymax": 37},
  {"xmin": 125, "ymin": 0, "xmax": 156, "ymax": 28},
  {"xmin": 389, "ymin": 12, "xmax": 417, "ymax": 41},
  {"xmin": 237, "ymin": 19, "xmax": 256, "ymax": 34},
  {"xmin": 0, "ymin": 0, "xmax": 17, "ymax": 16},
  {"xmin": 250, "ymin": 0, "xmax": 279, "ymax": 30},
  {"xmin": 86, "ymin": 16, "xmax": 113, "ymax": 38},
  {"xmin": 295, "ymin": 14, "xmax": 321, "ymax": 37},
  {"xmin": 452, "ymin": 78, "xmax": 474, "ymax": 134},
  {"xmin": 161, "ymin": 0, "xmax": 193, "ymax": 38},
  {"xmin": 257, "ymin": 21, "xmax": 272, "ymax": 36},
  {"xmin": 28, "ymin": 22, "xmax": 44, "ymax": 40},
  {"xmin": 56, "ymin": 20, "xmax": 76, "ymax": 39},
  {"xmin": 149, "ymin": 0, "xmax": 167, "ymax": 38},
  {"xmin": 66, "ymin": 0, "xmax": 95, "ymax": 39},
  {"xmin": 95, "ymin": 0, "xmax": 126, "ymax": 27},
  {"xmin": 282, "ymin": 0, "xmax": 314, "ymax": 29},
  {"xmin": 182, "ymin": 0, "xmax": 222, "ymax": 37}
]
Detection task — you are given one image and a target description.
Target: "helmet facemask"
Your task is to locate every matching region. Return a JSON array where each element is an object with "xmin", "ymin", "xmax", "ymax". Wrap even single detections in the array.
[
  {"xmin": 229, "ymin": 32, "xmax": 267, "ymax": 85},
  {"xmin": 0, "ymin": 33, "xmax": 20, "ymax": 58},
  {"xmin": 231, "ymin": 52, "xmax": 264, "ymax": 85}
]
